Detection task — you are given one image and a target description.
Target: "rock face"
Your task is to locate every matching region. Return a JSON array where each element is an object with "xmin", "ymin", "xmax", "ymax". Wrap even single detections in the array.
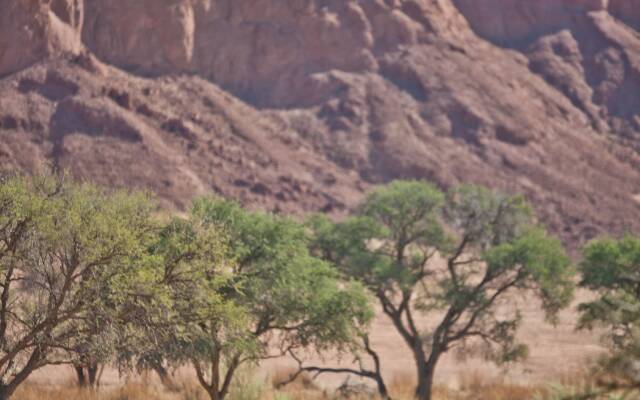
[
  {"xmin": 454, "ymin": 0, "xmax": 640, "ymax": 149},
  {"xmin": 0, "ymin": 0, "xmax": 83, "ymax": 76},
  {"xmin": 1, "ymin": 0, "xmax": 640, "ymax": 249},
  {"xmin": 77, "ymin": 0, "xmax": 478, "ymax": 106},
  {"xmin": 83, "ymin": 0, "xmax": 383, "ymax": 106}
]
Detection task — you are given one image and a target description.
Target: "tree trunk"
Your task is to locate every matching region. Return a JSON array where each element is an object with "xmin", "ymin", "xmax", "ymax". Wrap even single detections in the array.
[
  {"xmin": 375, "ymin": 375, "xmax": 391, "ymax": 400},
  {"xmin": 74, "ymin": 365, "xmax": 87, "ymax": 387},
  {"xmin": 206, "ymin": 388, "xmax": 224, "ymax": 400},
  {"xmin": 415, "ymin": 350, "xmax": 440, "ymax": 400},
  {"xmin": 194, "ymin": 358, "xmax": 225, "ymax": 400},
  {"xmin": 415, "ymin": 368, "xmax": 434, "ymax": 400},
  {"xmin": 0, "ymin": 380, "xmax": 23, "ymax": 400},
  {"xmin": 75, "ymin": 364, "xmax": 101, "ymax": 388},
  {"xmin": 0, "ymin": 349, "xmax": 41, "ymax": 398},
  {"xmin": 0, "ymin": 385, "xmax": 12, "ymax": 400},
  {"xmin": 87, "ymin": 364, "xmax": 99, "ymax": 387},
  {"xmin": 363, "ymin": 335, "xmax": 392, "ymax": 400}
]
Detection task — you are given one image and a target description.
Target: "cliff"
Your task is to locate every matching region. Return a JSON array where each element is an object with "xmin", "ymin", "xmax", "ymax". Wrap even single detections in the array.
[{"xmin": 1, "ymin": 0, "xmax": 640, "ymax": 248}]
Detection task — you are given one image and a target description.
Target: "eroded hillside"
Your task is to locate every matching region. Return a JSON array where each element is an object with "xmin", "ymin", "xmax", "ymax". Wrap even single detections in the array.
[{"xmin": 1, "ymin": 0, "xmax": 640, "ymax": 248}]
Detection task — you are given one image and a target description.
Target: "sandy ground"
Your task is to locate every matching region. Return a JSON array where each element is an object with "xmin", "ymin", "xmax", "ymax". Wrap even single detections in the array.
[{"xmin": 262, "ymin": 288, "xmax": 606, "ymax": 389}]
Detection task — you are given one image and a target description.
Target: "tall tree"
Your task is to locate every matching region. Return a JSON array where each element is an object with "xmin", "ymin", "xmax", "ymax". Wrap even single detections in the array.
[
  {"xmin": 125, "ymin": 198, "xmax": 372, "ymax": 400},
  {"xmin": 309, "ymin": 181, "xmax": 575, "ymax": 400},
  {"xmin": 0, "ymin": 172, "xmax": 154, "ymax": 399},
  {"xmin": 577, "ymin": 235, "xmax": 640, "ymax": 394}
]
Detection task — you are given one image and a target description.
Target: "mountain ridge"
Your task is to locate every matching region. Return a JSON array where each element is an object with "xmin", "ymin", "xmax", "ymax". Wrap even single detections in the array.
[{"xmin": 1, "ymin": 0, "xmax": 640, "ymax": 250}]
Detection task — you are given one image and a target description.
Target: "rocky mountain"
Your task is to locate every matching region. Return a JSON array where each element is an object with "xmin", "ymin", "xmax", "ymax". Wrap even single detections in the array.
[{"xmin": 1, "ymin": 0, "xmax": 640, "ymax": 249}]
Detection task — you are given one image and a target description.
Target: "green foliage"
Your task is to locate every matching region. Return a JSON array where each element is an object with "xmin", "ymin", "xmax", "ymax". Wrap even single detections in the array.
[
  {"xmin": 117, "ymin": 210, "xmax": 243, "ymax": 377},
  {"xmin": 483, "ymin": 228, "xmax": 574, "ymax": 322},
  {"xmin": 578, "ymin": 236, "xmax": 640, "ymax": 347},
  {"xmin": 358, "ymin": 180, "xmax": 445, "ymax": 247},
  {"xmin": 124, "ymin": 197, "xmax": 372, "ymax": 400},
  {"xmin": 191, "ymin": 197, "xmax": 372, "ymax": 352},
  {"xmin": 580, "ymin": 236, "xmax": 640, "ymax": 293},
  {"xmin": 308, "ymin": 180, "xmax": 575, "ymax": 399},
  {"xmin": 307, "ymin": 182, "xmax": 446, "ymax": 293},
  {"xmin": 444, "ymin": 184, "xmax": 532, "ymax": 250},
  {"xmin": 577, "ymin": 235, "xmax": 640, "ymax": 395},
  {"xmin": 0, "ymin": 171, "xmax": 155, "ymax": 396},
  {"xmin": 0, "ymin": 172, "xmax": 578, "ymax": 400}
]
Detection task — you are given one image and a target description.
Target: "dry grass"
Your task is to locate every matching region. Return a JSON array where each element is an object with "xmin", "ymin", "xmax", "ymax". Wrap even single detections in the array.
[
  {"xmin": 11, "ymin": 367, "xmax": 606, "ymax": 400},
  {"xmin": 456, "ymin": 370, "xmax": 546, "ymax": 400},
  {"xmin": 388, "ymin": 372, "xmax": 420, "ymax": 399},
  {"xmin": 14, "ymin": 383, "xmax": 178, "ymax": 400},
  {"xmin": 385, "ymin": 370, "xmax": 547, "ymax": 400}
]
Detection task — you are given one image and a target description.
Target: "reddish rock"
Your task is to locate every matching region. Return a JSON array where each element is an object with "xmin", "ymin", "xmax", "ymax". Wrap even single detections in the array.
[
  {"xmin": 0, "ymin": 0, "xmax": 83, "ymax": 76},
  {"xmin": 0, "ymin": 0, "xmax": 639, "ymax": 250}
]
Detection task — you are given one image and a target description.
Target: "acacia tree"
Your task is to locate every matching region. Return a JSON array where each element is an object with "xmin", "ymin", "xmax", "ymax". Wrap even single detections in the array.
[
  {"xmin": 115, "ymin": 211, "xmax": 241, "ymax": 396},
  {"xmin": 66, "ymin": 253, "xmax": 141, "ymax": 389},
  {"xmin": 308, "ymin": 181, "xmax": 575, "ymax": 400},
  {"xmin": 126, "ymin": 197, "xmax": 372, "ymax": 400},
  {"xmin": 577, "ymin": 235, "xmax": 640, "ymax": 394},
  {"xmin": 0, "ymin": 172, "xmax": 154, "ymax": 399}
]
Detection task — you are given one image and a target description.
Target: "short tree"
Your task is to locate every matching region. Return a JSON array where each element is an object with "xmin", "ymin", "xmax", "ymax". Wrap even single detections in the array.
[
  {"xmin": 115, "ymin": 211, "xmax": 240, "ymax": 395},
  {"xmin": 0, "ymin": 172, "xmax": 154, "ymax": 399},
  {"xmin": 309, "ymin": 181, "xmax": 575, "ymax": 400},
  {"xmin": 126, "ymin": 197, "xmax": 372, "ymax": 400},
  {"xmin": 578, "ymin": 235, "xmax": 640, "ymax": 393}
]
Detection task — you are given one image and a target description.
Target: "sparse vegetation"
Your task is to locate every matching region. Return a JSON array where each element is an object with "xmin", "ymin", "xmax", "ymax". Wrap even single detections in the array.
[
  {"xmin": 119, "ymin": 197, "xmax": 372, "ymax": 400},
  {"xmin": 306, "ymin": 181, "xmax": 575, "ymax": 400},
  {"xmin": 0, "ymin": 172, "xmax": 636, "ymax": 400},
  {"xmin": 576, "ymin": 235, "xmax": 640, "ymax": 397},
  {"xmin": 0, "ymin": 171, "xmax": 155, "ymax": 399},
  {"xmin": 7, "ymin": 369, "xmax": 612, "ymax": 400}
]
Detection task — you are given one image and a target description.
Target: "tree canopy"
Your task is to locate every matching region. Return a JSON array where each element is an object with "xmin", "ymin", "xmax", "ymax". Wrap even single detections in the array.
[
  {"xmin": 0, "ymin": 172, "xmax": 155, "ymax": 399},
  {"xmin": 122, "ymin": 197, "xmax": 372, "ymax": 400},
  {"xmin": 308, "ymin": 181, "xmax": 575, "ymax": 400},
  {"xmin": 577, "ymin": 235, "xmax": 640, "ymax": 392},
  {"xmin": 0, "ymin": 173, "xmax": 583, "ymax": 400}
]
